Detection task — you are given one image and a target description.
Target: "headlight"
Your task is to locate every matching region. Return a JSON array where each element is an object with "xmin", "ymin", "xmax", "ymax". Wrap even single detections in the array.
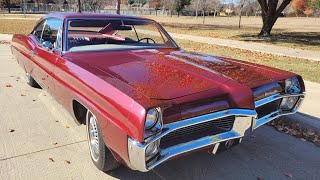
[
  {"xmin": 280, "ymin": 96, "xmax": 299, "ymax": 110},
  {"xmin": 285, "ymin": 77, "xmax": 301, "ymax": 94},
  {"xmin": 145, "ymin": 140, "xmax": 159, "ymax": 158},
  {"xmin": 144, "ymin": 108, "xmax": 163, "ymax": 139},
  {"xmin": 145, "ymin": 108, "xmax": 159, "ymax": 129}
]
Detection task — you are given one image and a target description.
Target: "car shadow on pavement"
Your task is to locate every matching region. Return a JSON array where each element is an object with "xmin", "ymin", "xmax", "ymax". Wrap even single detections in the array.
[{"xmin": 104, "ymin": 126, "xmax": 320, "ymax": 180}]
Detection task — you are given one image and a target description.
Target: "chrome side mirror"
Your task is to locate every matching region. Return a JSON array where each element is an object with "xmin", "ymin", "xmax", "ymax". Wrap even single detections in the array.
[{"xmin": 42, "ymin": 41, "xmax": 53, "ymax": 51}]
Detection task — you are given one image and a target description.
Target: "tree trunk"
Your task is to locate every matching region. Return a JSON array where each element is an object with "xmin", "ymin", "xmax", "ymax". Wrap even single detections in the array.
[
  {"xmin": 77, "ymin": 0, "xmax": 82, "ymax": 13},
  {"xmin": 257, "ymin": 0, "xmax": 292, "ymax": 37},
  {"xmin": 6, "ymin": 0, "xmax": 11, "ymax": 13},
  {"xmin": 239, "ymin": 4, "xmax": 243, "ymax": 29},
  {"xmin": 202, "ymin": 10, "xmax": 205, "ymax": 24},
  {"xmin": 116, "ymin": 0, "xmax": 120, "ymax": 14}
]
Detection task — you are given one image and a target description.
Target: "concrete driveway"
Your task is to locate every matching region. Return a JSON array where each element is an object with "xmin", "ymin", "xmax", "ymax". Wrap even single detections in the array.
[{"xmin": 1, "ymin": 44, "xmax": 319, "ymax": 179}]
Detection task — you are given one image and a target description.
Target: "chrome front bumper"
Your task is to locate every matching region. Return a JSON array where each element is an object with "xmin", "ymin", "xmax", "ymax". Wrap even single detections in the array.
[{"xmin": 128, "ymin": 93, "xmax": 305, "ymax": 172}]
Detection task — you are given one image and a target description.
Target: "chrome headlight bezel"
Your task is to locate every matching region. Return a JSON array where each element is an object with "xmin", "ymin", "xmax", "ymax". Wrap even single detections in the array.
[
  {"xmin": 280, "ymin": 96, "xmax": 299, "ymax": 110},
  {"xmin": 285, "ymin": 77, "xmax": 301, "ymax": 94},
  {"xmin": 144, "ymin": 107, "xmax": 163, "ymax": 139}
]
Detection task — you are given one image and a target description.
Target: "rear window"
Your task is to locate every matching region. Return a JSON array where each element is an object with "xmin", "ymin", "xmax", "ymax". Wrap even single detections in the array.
[{"xmin": 66, "ymin": 19, "xmax": 177, "ymax": 52}]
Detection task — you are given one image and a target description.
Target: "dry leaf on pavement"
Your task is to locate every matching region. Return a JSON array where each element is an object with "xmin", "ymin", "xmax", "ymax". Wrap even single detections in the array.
[
  {"xmin": 8, "ymin": 129, "xmax": 15, "ymax": 132},
  {"xmin": 5, "ymin": 84, "xmax": 12, "ymax": 87},
  {"xmin": 284, "ymin": 172, "xmax": 293, "ymax": 178},
  {"xmin": 64, "ymin": 160, "xmax": 71, "ymax": 164},
  {"xmin": 49, "ymin": 157, "xmax": 55, "ymax": 162}
]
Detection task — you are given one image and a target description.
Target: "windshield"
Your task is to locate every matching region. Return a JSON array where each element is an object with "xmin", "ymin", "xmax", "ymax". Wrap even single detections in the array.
[{"xmin": 66, "ymin": 19, "xmax": 177, "ymax": 52}]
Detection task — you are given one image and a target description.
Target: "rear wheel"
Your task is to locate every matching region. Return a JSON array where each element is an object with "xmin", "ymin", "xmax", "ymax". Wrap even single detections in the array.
[
  {"xmin": 86, "ymin": 110, "xmax": 120, "ymax": 172},
  {"xmin": 26, "ymin": 73, "xmax": 39, "ymax": 88}
]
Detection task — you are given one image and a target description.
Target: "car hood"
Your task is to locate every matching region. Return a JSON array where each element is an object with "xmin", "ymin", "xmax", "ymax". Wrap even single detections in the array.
[{"xmin": 65, "ymin": 49, "xmax": 287, "ymax": 100}]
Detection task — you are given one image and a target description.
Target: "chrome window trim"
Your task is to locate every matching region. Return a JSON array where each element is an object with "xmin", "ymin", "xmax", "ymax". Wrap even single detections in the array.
[{"xmin": 63, "ymin": 18, "xmax": 179, "ymax": 52}]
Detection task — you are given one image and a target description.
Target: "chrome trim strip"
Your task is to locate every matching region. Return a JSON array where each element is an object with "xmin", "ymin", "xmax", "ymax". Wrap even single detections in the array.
[
  {"xmin": 255, "ymin": 93, "xmax": 305, "ymax": 108},
  {"xmin": 253, "ymin": 108, "xmax": 297, "ymax": 129},
  {"xmin": 252, "ymin": 93, "xmax": 305, "ymax": 129},
  {"xmin": 128, "ymin": 109, "xmax": 256, "ymax": 172}
]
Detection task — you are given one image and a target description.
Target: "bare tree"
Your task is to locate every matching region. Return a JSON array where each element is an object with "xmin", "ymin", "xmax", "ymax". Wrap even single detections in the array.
[
  {"xmin": 150, "ymin": 0, "xmax": 162, "ymax": 16},
  {"xmin": 77, "ymin": 0, "xmax": 82, "ymax": 12},
  {"xmin": 257, "ymin": 0, "xmax": 293, "ymax": 36},
  {"xmin": 162, "ymin": 0, "xmax": 175, "ymax": 16},
  {"xmin": 85, "ymin": 0, "xmax": 106, "ymax": 12},
  {"xmin": 238, "ymin": 0, "xmax": 248, "ymax": 28},
  {"xmin": 116, "ymin": 0, "xmax": 120, "ymax": 14}
]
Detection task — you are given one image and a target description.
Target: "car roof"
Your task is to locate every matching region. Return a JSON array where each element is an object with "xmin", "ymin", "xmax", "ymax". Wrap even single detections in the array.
[{"xmin": 43, "ymin": 12, "xmax": 154, "ymax": 21}]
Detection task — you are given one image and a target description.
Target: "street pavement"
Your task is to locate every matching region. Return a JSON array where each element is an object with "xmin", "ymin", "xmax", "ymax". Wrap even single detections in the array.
[{"xmin": 0, "ymin": 42, "xmax": 319, "ymax": 179}]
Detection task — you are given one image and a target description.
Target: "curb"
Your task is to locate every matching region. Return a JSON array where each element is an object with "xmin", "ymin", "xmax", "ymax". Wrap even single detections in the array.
[{"xmin": 283, "ymin": 112, "xmax": 320, "ymax": 133}]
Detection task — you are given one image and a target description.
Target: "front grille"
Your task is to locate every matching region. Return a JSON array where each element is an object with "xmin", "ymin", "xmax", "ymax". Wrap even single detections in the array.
[
  {"xmin": 256, "ymin": 99, "xmax": 282, "ymax": 119},
  {"xmin": 160, "ymin": 116, "xmax": 235, "ymax": 149}
]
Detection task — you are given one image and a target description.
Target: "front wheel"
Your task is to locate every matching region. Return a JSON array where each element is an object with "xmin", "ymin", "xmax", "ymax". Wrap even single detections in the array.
[{"xmin": 86, "ymin": 110, "xmax": 120, "ymax": 172}]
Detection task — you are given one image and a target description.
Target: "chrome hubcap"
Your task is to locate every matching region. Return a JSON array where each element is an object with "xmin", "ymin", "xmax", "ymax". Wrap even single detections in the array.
[{"xmin": 88, "ymin": 113, "xmax": 99, "ymax": 162}]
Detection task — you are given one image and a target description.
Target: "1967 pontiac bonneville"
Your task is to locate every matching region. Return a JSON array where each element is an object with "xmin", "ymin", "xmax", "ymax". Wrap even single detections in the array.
[{"xmin": 11, "ymin": 13, "xmax": 305, "ymax": 172}]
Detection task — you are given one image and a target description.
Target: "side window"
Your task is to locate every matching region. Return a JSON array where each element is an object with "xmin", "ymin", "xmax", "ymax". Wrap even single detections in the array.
[
  {"xmin": 42, "ymin": 19, "xmax": 63, "ymax": 50},
  {"xmin": 33, "ymin": 21, "xmax": 45, "ymax": 42}
]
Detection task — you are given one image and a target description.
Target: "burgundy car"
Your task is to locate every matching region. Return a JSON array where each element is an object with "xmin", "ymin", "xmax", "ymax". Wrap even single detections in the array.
[{"xmin": 11, "ymin": 13, "xmax": 305, "ymax": 172}]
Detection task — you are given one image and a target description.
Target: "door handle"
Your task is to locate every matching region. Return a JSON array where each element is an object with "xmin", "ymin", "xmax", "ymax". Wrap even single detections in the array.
[{"xmin": 31, "ymin": 49, "xmax": 37, "ymax": 55}]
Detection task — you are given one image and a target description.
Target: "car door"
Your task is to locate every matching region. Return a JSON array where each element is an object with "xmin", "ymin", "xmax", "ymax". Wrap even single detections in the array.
[{"xmin": 32, "ymin": 18, "xmax": 63, "ymax": 93}]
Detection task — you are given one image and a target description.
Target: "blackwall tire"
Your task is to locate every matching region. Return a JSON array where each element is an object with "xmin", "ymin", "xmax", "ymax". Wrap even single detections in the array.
[{"xmin": 26, "ymin": 73, "xmax": 39, "ymax": 88}]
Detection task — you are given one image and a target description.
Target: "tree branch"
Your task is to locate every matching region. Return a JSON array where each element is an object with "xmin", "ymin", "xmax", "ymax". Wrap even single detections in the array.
[{"xmin": 273, "ymin": 0, "xmax": 292, "ymax": 20}]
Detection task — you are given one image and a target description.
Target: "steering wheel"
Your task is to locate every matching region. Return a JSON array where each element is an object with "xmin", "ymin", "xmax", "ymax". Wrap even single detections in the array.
[{"xmin": 138, "ymin": 38, "xmax": 156, "ymax": 44}]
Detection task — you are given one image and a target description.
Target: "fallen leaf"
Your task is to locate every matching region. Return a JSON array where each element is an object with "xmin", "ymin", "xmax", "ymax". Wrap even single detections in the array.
[
  {"xmin": 49, "ymin": 157, "xmax": 55, "ymax": 162},
  {"xmin": 21, "ymin": 94, "xmax": 26, "ymax": 96},
  {"xmin": 55, "ymin": 120, "xmax": 59, "ymax": 122},
  {"xmin": 32, "ymin": 99, "xmax": 36, "ymax": 102},
  {"xmin": 64, "ymin": 160, "xmax": 71, "ymax": 164},
  {"xmin": 277, "ymin": 126, "xmax": 283, "ymax": 131},
  {"xmin": 5, "ymin": 84, "xmax": 12, "ymax": 87},
  {"xmin": 284, "ymin": 172, "xmax": 293, "ymax": 178},
  {"xmin": 52, "ymin": 142, "xmax": 58, "ymax": 145},
  {"xmin": 8, "ymin": 129, "xmax": 15, "ymax": 132},
  {"xmin": 307, "ymin": 130, "xmax": 315, "ymax": 136},
  {"xmin": 65, "ymin": 125, "xmax": 70, "ymax": 128}
]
